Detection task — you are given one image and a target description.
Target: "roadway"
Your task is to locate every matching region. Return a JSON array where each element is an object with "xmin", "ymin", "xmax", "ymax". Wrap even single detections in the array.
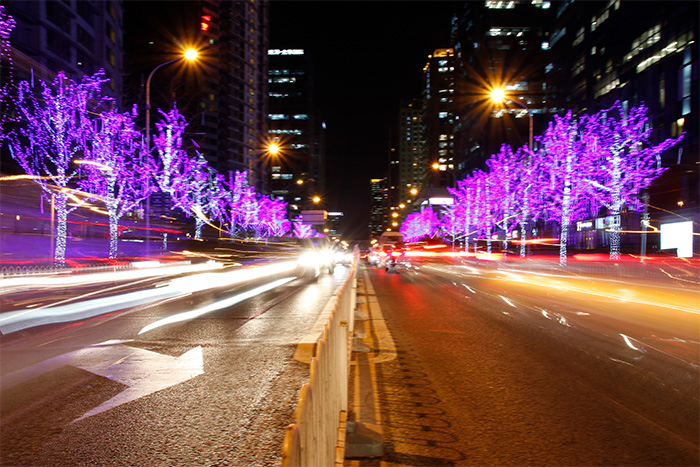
[
  {"xmin": 348, "ymin": 257, "xmax": 699, "ymax": 466},
  {"xmin": 1, "ymin": 259, "xmax": 350, "ymax": 466}
]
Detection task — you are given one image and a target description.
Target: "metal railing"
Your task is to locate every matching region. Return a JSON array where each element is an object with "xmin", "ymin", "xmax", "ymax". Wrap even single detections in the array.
[{"xmin": 281, "ymin": 260, "xmax": 357, "ymax": 467}]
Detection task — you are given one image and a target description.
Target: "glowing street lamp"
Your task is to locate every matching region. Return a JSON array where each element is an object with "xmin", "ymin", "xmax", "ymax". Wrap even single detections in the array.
[
  {"xmin": 490, "ymin": 87, "xmax": 533, "ymax": 150},
  {"xmin": 144, "ymin": 48, "xmax": 198, "ymax": 253},
  {"xmin": 312, "ymin": 196, "xmax": 321, "ymax": 204},
  {"xmin": 431, "ymin": 162, "xmax": 456, "ymax": 187},
  {"xmin": 145, "ymin": 48, "xmax": 199, "ymax": 153},
  {"xmin": 267, "ymin": 142, "xmax": 280, "ymax": 156}
]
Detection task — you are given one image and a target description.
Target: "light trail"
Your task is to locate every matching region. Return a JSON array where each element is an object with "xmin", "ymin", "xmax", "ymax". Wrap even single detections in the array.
[
  {"xmin": 0, "ymin": 261, "xmax": 299, "ymax": 335},
  {"xmin": 138, "ymin": 277, "xmax": 295, "ymax": 335},
  {"xmin": 0, "ymin": 261, "xmax": 223, "ymax": 290},
  {"xmin": 494, "ymin": 270, "xmax": 699, "ymax": 315}
]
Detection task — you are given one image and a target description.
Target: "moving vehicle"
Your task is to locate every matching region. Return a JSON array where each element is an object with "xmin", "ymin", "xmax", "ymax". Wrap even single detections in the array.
[
  {"xmin": 296, "ymin": 237, "xmax": 335, "ymax": 279},
  {"xmin": 373, "ymin": 232, "xmax": 408, "ymax": 272}
]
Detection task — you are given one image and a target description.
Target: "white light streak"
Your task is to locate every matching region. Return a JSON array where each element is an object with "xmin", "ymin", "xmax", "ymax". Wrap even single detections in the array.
[
  {"xmin": 462, "ymin": 284, "xmax": 476, "ymax": 293},
  {"xmin": 0, "ymin": 261, "xmax": 299, "ymax": 335},
  {"xmin": 621, "ymin": 333, "xmax": 643, "ymax": 351},
  {"xmin": 0, "ymin": 261, "xmax": 222, "ymax": 290},
  {"xmin": 500, "ymin": 295, "xmax": 516, "ymax": 307},
  {"xmin": 138, "ymin": 277, "xmax": 295, "ymax": 335}
]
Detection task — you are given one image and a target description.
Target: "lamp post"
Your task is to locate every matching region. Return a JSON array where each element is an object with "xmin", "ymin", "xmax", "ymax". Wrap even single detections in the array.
[
  {"xmin": 143, "ymin": 49, "xmax": 198, "ymax": 255},
  {"xmin": 490, "ymin": 88, "xmax": 533, "ymax": 150},
  {"xmin": 431, "ymin": 162, "xmax": 457, "ymax": 188}
]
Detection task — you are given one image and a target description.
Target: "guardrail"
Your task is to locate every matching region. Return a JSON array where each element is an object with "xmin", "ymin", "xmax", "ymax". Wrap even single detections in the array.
[{"xmin": 281, "ymin": 260, "xmax": 357, "ymax": 467}]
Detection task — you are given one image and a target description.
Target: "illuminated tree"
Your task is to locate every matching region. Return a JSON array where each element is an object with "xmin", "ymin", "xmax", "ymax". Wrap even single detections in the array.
[
  {"xmin": 151, "ymin": 106, "xmax": 188, "ymax": 195},
  {"xmin": 440, "ymin": 202, "xmax": 462, "ymax": 247},
  {"xmin": 510, "ymin": 147, "xmax": 545, "ymax": 257},
  {"xmin": 8, "ymin": 71, "xmax": 112, "ymax": 265},
  {"xmin": 485, "ymin": 145, "xmax": 521, "ymax": 255},
  {"xmin": 582, "ymin": 102, "xmax": 684, "ymax": 259},
  {"xmin": 293, "ymin": 219, "xmax": 318, "ymax": 238},
  {"xmin": 170, "ymin": 151, "xmax": 226, "ymax": 239},
  {"xmin": 79, "ymin": 106, "xmax": 155, "ymax": 258},
  {"xmin": 447, "ymin": 175, "xmax": 477, "ymax": 253},
  {"xmin": 220, "ymin": 170, "xmax": 250, "ymax": 239},
  {"xmin": 400, "ymin": 206, "xmax": 439, "ymax": 242},
  {"xmin": 255, "ymin": 196, "xmax": 291, "ymax": 238},
  {"xmin": 469, "ymin": 170, "xmax": 499, "ymax": 256}
]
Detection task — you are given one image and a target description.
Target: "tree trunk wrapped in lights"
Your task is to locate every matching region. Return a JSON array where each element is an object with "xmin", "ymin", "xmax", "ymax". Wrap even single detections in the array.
[
  {"xmin": 79, "ymin": 106, "xmax": 155, "ymax": 259},
  {"xmin": 8, "ymin": 70, "xmax": 112, "ymax": 265},
  {"xmin": 582, "ymin": 102, "xmax": 684, "ymax": 260},
  {"xmin": 537, "ymin": 111, "xmax": 597, "ymax": 266}
]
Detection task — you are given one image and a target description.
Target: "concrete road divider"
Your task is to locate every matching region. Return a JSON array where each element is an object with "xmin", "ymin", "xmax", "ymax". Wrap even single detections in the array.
[{"xmin": 282, "ymin": 259, "xmax": 357, "ymax": 467}]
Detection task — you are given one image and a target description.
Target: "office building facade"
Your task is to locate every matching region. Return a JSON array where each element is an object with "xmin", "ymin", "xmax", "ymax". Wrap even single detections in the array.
[
  {"xmin": 423, "ymin": 48, "xmax": 457, "ymax": 188},
  {"xmin": 451, "ymin": 0, "xmax": 554, "ymax": 173},
  {"xmin": 267, "ymin": 47, "xmax": 324, "ymax": 218},
  {"xmin": 398, "ymin": 98, "xmax": 426, "ymax": 210}
]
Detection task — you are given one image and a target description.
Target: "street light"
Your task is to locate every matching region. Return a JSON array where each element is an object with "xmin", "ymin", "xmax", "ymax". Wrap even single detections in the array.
[
  {"xmin": 431, "ymin": 162, "xmax": 457, "ymax": 188},
  {"xmin": 145, "ymin": 48, "xmax": 199, "ymax": 153},
  {"xmin": 490, "ymin": 87, "xmax": 533, "ymax": 150},
  {"xmin": 267, "ymin": 143, "xmax": 280, "ymax": 156},
  {"xmin": 144, "ymin": 48, "xmax": 198, "ymax": 255}
]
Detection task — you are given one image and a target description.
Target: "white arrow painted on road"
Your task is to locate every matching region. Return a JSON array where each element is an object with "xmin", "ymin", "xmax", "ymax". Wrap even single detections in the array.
[{"xmin": 1, "ymin": 340, "xmax": 204, "ymax": 422}]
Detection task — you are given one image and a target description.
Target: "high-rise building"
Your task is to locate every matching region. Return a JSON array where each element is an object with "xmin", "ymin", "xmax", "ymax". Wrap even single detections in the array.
[
  {"xmin": 546, "ymin": 0, "xmax": 698, "ymax": 245},
  {"xmin": 267, "ymin": 48, "xmax": 324, "ymax": 218},
  {"xmin": 3, "ymin": 0, "xmax": 124, "ymax": 107},
  {"xmin": 451, "ymin": 0, "xmax": 554, "ymax": 171},
  {"xmin": 423, "ymin": 48, "xmax": 457, "ymax": 188},
  {"xmin": 369, "ymin": 178, "xmax": 387, "ymax": 239},
  {"xmin": 398, "ymin": 99, "xmax": 425, "ymax": 210},
  {"xmin": 199, "ymin": 0, "xmax": 270, "ymax": 190},
  {"xmin": 122, "ymin": 0, "xmax": 269, "ymax": 191}
]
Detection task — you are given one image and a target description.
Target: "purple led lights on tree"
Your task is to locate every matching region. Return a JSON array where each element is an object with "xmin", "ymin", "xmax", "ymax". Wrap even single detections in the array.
[
  {"xmin": 152, "ymin": 106, "xmax": 188, "ymax": 196},
  {"xmin": 485, "ymin": 144, "xmax": 521, "ymax": 256},
  {"xmin": 8, "ymin": 70, "xmax": 112, "ymax": 265},
  {"xmin": 400, "ymin": 206, "xmax": 439, "ymax": 242},
  {"xmin": 447, "ymin": 175, "xmax": 477, "ymax": 253},
  {"xmin": 293, "ymin": 219, "xmax": 319, "ymax": 238},
  {"xmin": 582, "ymin": 102, "xmax": 684, "ymax": 260},
  {"xmin": 510, "ymin": 147, "xmax": 544, "ymax": 258},
  {"xmin": 220, "ymin": 170, "xmax": 251, "ymax": 239},
  {"xmin": 170, "ymin": 151, "xmax": 226, "ymax": 239},
  {"xmin": 255, "ymin": 197, "xmax": 291, "ymax": 239},
  {"xmin": 536, "ymin": 111, "xmax": 597, "ymax": 266},
  {"xmin": 79, "ymin": 106, "xmax": 156, "ymax": 258}
]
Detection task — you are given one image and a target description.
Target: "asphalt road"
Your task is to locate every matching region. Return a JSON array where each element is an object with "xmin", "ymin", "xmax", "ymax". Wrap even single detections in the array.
[
  {"xmin": 1, "ymin": 263, "xmax": 350, "ymax": 466},
  {"xmin": 348, "ymin": 259, "xmax": 699, "ymax": 466}
]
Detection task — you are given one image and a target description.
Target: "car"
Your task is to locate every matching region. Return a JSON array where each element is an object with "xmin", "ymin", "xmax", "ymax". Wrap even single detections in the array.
[
  {"xmin": 382, "ymin": 245, "xmax": 408, "ymax": 273},
  {"xmin": 296, "ymin": 237, "xmax": 336, "ymax": 279}
]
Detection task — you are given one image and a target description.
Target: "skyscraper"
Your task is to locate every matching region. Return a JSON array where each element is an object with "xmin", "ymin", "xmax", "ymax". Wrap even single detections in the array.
[
  {"xmin": 398, "ymin": 99, "xmax": 425, "ymax": 210},
  {"xmin": 369, "ymin": 178, "xmax": 387, "ymax": 239},
  {"xmin": 4, "ymin": 0, "xmax": 124, "ymax": 106},
  {"xmin": 122, "ymin": 0, "xmax": 269, "ymax": 191},
  {"xmin": 423, "ymin": 48, "xmax": 457, "ymax": 188},
  {"xmin": 267, "ymin": 47, "xmax": 323, "ymax": 217},
  {"xmin": 452, "ymin": 0, "xmax": 554, "ymax": 171}
]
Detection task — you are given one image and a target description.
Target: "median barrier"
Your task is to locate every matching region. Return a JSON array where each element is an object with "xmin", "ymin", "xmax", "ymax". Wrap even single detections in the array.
[{"xmin": 282, "ymin": 259, "xmax": 357, "ymax": 467}]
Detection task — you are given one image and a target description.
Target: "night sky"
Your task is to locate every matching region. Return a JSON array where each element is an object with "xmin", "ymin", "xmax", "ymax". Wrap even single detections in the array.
[{"xmin": 269, "ymin": 1, "xmax": 458, "ymax": 240}]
